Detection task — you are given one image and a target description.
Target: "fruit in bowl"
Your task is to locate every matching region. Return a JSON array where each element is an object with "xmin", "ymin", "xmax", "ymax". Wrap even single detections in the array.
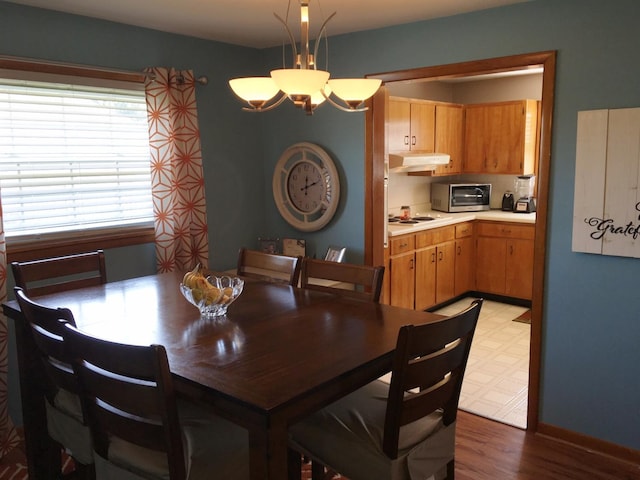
[{"xmin": 180, "ymin": 265, "xmax": 244, "ymax": 318}]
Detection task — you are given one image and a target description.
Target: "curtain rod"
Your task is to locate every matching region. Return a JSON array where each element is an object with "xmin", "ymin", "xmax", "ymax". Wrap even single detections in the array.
[
  {"xmin": 143, "ymin": 70, "xmax": 208, "ymax": 85},
  {"xmin": 0, "ymin": 55, "xmax": 207, "ymax": 85}
]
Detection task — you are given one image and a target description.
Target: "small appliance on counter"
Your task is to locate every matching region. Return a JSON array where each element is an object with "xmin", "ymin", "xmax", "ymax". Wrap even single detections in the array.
[
  {"xmin": 501, "ymin": 191, "xmax": 515, "ymax": 211},
  {"xmin": 431, "ymin": 183, "xmax": 491, "ymax": 212},
  {"xmin": 514, "ymin": 175, "xmax": 536, "ymax": 213}
]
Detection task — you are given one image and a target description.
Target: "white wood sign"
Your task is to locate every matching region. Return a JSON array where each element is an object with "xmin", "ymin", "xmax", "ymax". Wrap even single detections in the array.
[{"xmin": 572, "ymin": 107, "xmax": 640, "ymax": 258}]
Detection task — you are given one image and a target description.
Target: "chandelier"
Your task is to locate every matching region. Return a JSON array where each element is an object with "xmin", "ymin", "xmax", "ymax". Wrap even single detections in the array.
[{"xmin": 228, "ymin": 0, "xmax": 381, "ymax": 115}]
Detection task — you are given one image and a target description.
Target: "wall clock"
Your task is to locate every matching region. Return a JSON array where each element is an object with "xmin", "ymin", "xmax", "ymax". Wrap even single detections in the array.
[{"xmin": 273, "ymin": 142, "xmax": 340, "ymax": 232}]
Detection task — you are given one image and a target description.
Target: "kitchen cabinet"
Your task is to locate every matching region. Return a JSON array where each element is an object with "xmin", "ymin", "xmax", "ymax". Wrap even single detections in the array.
[
  {"xmin": 388, "ymin": 234, "xmax": 415, "ymax": 309},
  {"xmin": 432, "ymin": 103, "xmax": 464, "ymax": 176},
  {"xmin": 464, "ymin": 99, "xmax": 538, "ymax": 175},
  {"xmin": 415, "ymin": 226, "xmax": 455, "ymax": 311},
  {"xmin": 475, "ymin": 221, "xmax": 534, "ymax": 300},
  {"xmin": 388, "ymin": 226, "xmax": 456, "ymax": 311},
  {"xmin": 388, "ymin": 97, "xmax": 435, "ymax": 153},
  {"xmin": 454, "ymin": 222, "xmax": 475, "ymax": 296}
]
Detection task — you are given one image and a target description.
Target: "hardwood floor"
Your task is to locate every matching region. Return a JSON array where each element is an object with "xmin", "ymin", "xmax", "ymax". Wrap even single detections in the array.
[
  {"xmin": 6, "ymin": 412, "xmax": 638, "ymax": 479},
  {"xmin": 455, "ymin": 411, "xmax": 640, "ymax": 479}
]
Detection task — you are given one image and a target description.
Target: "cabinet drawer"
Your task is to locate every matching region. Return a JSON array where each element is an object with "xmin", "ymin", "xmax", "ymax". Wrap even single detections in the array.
[
  {"xmin": 455, "ymin": 222, "xmax": 473, "ymax": 239},
  {"xmin": 415, "ymin": 226, "xmax": 455, "ymax": 248},
  {"xmin": 477, "ymin": 222, "xmax": 534, "ymax": 240},
  {"xmin": 390, "ymin": 235, "xmax": 415, "ymax": 255}
]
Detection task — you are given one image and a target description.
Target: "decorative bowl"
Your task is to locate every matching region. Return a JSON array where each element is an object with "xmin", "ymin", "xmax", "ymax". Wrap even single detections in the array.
[{"xmin": 180, "ymin": 275, "xmax": 244, "ymax": 318}]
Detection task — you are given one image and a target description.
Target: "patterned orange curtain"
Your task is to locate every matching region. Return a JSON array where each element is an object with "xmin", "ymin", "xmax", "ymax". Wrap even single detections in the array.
[
  {"xmin": 0, "ymin": 195, "xmax": 20, "ymax": 459},
  {"xmin": 144, "ymin": 68, "xmax": 209, "ymax": 272}
]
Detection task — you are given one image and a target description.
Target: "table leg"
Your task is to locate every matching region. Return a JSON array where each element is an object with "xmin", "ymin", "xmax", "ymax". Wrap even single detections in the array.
[
  {"xmin": 248, "ymin": 420, "xmax": 289, "ymax": 480},
  {"xmin": 268, "ymin": 421, "xmax": 289, "ymax": 479},
  {"xmin": 248, "ymin": 427, "xmax": 268, "ymax": 480}
]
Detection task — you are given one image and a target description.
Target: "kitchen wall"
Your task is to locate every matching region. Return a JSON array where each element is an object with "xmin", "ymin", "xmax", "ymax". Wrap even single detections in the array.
[
  {"xmin": 387, "ymin": 73, "xmax": 543, "ymax": 214},
  {"xmin": 1, "ymin": 0, "xmax": 640, "ymax": 454}
]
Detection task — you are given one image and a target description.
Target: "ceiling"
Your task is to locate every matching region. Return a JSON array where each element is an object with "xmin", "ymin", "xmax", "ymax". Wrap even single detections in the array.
[{"xmin": 7, "ymin": 0, "xmax": 530, "ymax": 48}]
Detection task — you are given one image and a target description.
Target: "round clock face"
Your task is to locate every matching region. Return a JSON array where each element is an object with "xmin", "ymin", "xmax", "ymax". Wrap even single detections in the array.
[{"xmin": 273, "ymin": 142, "xmax": 340, "ymax": 232}]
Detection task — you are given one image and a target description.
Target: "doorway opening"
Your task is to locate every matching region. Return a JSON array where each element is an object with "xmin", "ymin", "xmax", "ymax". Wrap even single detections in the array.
[{"xmin": 364, "ymin": 51, "xmax": 556, "ymax": 431}]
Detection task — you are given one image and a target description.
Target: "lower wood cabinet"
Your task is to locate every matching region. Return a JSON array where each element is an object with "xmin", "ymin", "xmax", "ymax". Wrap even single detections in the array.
[
  {"xmin": 475, "ymin": 221, "xmax": 534, "ymax": 300},
  {"xmin": 388, "ymin": 226, "xmax": 456, "ymax": 311},
  {"xmin": 387, "ymin": 219, "xmax": 534, "ymax": 308},
  {"xmin": 415, "ymin": 226, "xmax": 455, "ymax": 311},
  {"xmin": 388, "ymin": 234, "xmax": 415, "ymax": 309},
  {"xmin": 454, "ymin": 222, "xmax": 475, "ymax": 296}
]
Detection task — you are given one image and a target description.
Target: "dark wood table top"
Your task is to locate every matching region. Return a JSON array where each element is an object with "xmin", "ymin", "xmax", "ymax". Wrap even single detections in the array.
[{"xmin": 3, "ymin": 270, "xmax": 444, "ymax": 479}]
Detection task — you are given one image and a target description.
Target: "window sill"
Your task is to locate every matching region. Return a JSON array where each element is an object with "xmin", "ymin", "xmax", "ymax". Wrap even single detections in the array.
[{"xmin": 6, "ymin": 225, "xmax": 156, "ymax": 263}]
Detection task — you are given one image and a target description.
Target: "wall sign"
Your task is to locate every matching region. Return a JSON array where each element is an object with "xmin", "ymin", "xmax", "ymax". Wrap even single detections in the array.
[{"xmin": 572, "ymin": 107, "xmax": 640, "ymax": 258}]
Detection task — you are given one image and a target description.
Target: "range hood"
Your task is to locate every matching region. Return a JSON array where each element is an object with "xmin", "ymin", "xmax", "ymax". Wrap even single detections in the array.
[{"xmin": 388, "ymin": 152, "xmax": 451, "ymax": 172}]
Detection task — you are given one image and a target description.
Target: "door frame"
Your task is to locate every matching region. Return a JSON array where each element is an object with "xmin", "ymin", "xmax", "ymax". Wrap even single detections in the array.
[{"xmin": 364, "ymin": 51, "xmax": 556, "ymax": 431}]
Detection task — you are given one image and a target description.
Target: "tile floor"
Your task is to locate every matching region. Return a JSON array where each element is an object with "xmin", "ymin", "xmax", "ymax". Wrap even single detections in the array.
[{"xmin": 434, "ymin": 297, "xmax": 530, "ymax": 429}]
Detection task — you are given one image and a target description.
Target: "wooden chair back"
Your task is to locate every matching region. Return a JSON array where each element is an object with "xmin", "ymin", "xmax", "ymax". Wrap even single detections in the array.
[
  {"xmin": 13, "ymin": 287, "xmax": 78, "ymax": 408},
  {"xmin": 300, "ymin": 258, "xmax": 385, "ymax": 302},
  {"xmin": 236, "ymin": 247, "xmax": 302, "ymax": 286},
  {"xmin": 12, "ymin": 250, "xmax": 107, "ymax": 297},
  {"xmin": 383, "ymin": 298, "xmax": 483, "ymax": 459},
  {"xmin": 62, "ymin": 323, "xmax": 187, "ymax": 480}
]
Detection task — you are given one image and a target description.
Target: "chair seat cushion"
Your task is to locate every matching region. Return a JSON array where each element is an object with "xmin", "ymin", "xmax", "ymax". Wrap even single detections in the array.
[
  {"xmin": 45, "ymin": 390, "xmax": 93, "ymax": 465},
  {"xmin": 289, "ymin": 380, "xmax": 455, "ymax": 480},
  {"xmin": 98, "ymin": 399, "xmax": 250, "ymax": 480}
]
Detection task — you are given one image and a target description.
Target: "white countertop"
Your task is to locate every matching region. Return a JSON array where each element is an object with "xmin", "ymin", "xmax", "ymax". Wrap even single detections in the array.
[{"xmin": 387, "ymin": 209, "xmax": 536, "ymax": 237}]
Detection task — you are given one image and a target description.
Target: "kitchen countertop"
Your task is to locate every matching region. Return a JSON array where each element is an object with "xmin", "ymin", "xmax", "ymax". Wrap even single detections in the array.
[{"xmin": 387, "ymin": 209, "xmax": 536, "ymax": 237}]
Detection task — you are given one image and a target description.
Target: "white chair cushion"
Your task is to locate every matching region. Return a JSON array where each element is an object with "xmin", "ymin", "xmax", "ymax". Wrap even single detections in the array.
[
  {"xmin": 45, "ymin": 389, "xmax": 93, "ymax": 465},
  {"xmin": 289, "ymin": 379, "xmax": 455, "ymax": 480},
  {"xmin": 97, "ymin": 399, "xmax": 250, "ymax": 480}
]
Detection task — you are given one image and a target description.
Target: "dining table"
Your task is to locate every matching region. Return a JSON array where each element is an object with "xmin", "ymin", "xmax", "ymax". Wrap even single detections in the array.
[{"xmin": 3, "ymin": 270, "xmax": 445, "ymax": 480}]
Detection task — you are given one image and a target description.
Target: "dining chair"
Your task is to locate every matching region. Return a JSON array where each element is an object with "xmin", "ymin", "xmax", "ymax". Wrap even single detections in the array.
[
  {"xmin": 236, "ymin": 247, "xmax": 302, "ymax": 286},
  {"xmin": 11, "ymin": 250, "xmax": 107, "ymax": 297},
  {"xmin": 62, "ymin": 322, "xmax": 250, "ymax": 480},
  {"xmin": 300, "ymin": 257, "xmax": 385, "ymax": 302},
  {"xmin": 288, "ymin": 299, "xmax": 483, "ymax": 480},
  {"xmin": 14, "ymin": 287, "xmax": 95, "ymax": 479}
]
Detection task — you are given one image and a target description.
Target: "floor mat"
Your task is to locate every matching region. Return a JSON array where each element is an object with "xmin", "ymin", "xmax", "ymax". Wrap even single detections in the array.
[{"xmin": 512, "ymin": 309, "xmax": 531, "ymax": 324}]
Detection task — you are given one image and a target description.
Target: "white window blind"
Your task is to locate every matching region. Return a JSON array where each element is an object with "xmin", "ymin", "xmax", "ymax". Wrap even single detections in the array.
[{"xmin": 0, "ymin": 77, "xmax": 154, "ymax": 239}]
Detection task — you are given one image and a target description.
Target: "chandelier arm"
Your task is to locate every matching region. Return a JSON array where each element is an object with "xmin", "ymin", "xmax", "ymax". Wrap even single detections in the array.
[
  {"xmin": 321, "ymin": 91, "xmax": 368, "ymax": 113},
  {"xmin": 313, "ymin": 11, "xmax": 337, "ymax": 68},
  {"xmin": 274, "ymin": 12, "xmax": 298, "ymax": 67},
  {"xmin": 242, "ymin": 93, "xmax": 288, "ymax": 112}
]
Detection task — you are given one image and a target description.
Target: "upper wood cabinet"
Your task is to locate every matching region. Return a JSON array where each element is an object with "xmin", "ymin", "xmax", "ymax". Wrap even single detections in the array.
[
  {"xmin": 464, "ymin": 99, "xmax": 538, "ymax": 175},
  {"xmin": 388, "ymin": 97, "xmax": 435, "ymax": 152},
  {"xmin": 433, "ymin": 103, "xmax": 464, "ymax": 176}
]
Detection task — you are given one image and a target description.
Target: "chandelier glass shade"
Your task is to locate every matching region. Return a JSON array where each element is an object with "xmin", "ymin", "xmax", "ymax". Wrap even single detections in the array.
[{"xmin": 228, "ymin": 0, "xmax": 381, "ymax": 115}]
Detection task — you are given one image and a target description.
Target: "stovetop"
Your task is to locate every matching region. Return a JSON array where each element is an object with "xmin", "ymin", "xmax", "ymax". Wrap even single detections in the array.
[{"xmin": 388, "ymin": 215, "xmax": 437, "ymax": 224}]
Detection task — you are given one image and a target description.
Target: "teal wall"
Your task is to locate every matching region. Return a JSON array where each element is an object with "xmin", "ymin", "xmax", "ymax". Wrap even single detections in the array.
[{"xmin": 1, "ymin": 0, "xmax": 639, "ymax": 452}]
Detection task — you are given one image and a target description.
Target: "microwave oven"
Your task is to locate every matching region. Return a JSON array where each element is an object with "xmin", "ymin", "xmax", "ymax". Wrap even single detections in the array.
[{"xmin": 431, "ymin": 183, "xmax": 492, "ymax": 212}]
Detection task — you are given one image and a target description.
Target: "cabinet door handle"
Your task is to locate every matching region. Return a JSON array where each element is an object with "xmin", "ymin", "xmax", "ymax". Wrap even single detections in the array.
[
  {"xmin": 438, "ymin": 251, "xmax": 444, "ymax": 261},
  {"xmin": 409, "ymin": 258, "xmax": 414, "ymax": 270},
  {"xmin": 411, "ymin": 135, "xmax": 417, "ymax": 146},
  {"xmin": 510, "ymin": 245, "xmax": 514, "ymax": 255},
  {"xmin": 457, "ymin": 245, "xmax": 462, "ymax": 255},
  {"xmin": 404, "ymin": 135, "xmax": 409, "ymax": 146},
  {"xmin": 431, "ymin": 252, "xmax": 436, "ymax": 263}
]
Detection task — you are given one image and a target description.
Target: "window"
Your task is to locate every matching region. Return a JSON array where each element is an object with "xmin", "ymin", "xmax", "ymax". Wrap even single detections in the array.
[{"xmin": 0, "ymin": 75, "xmax": 154, "ymax": 245}]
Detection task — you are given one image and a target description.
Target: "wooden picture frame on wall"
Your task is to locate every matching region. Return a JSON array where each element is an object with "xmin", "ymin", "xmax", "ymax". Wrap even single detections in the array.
[{"xmin": 282, "ymin": 238, "xmax": 306, "ymax": 257}]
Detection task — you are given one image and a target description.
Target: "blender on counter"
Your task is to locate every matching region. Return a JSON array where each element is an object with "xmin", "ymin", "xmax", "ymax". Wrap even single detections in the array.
[{"xmin": 514, "ymin": 175, "xmax": 536, "ymax": 213}]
